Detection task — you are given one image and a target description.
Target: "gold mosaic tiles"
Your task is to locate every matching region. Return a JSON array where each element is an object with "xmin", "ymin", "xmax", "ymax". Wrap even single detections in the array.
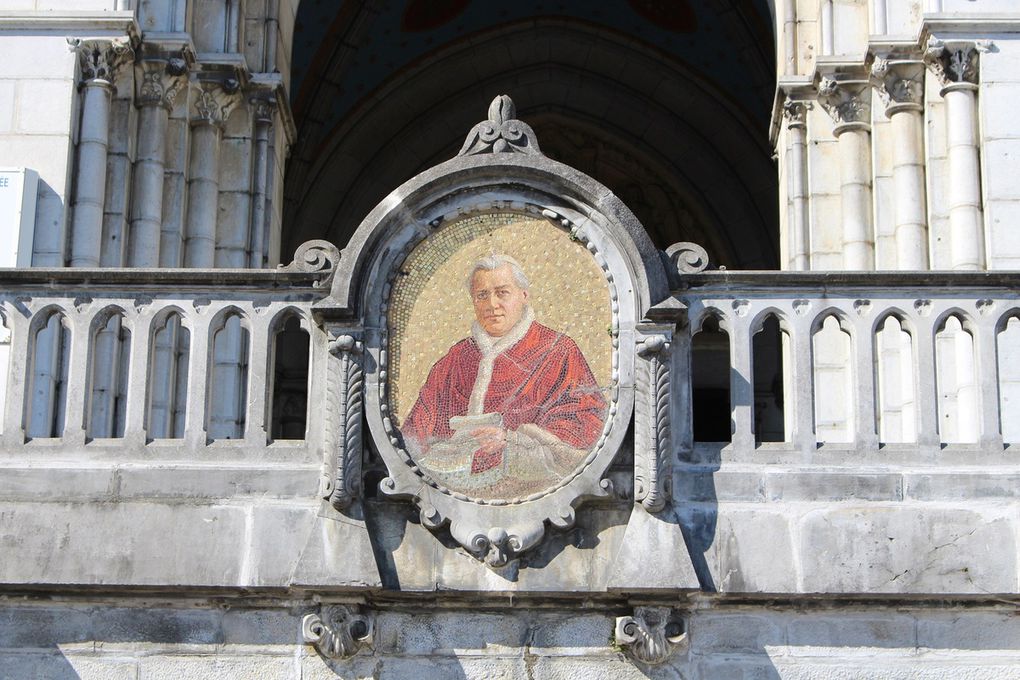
[{"xmin": 387, "ymin": 212, "xmax": 613, "ymax": 424}]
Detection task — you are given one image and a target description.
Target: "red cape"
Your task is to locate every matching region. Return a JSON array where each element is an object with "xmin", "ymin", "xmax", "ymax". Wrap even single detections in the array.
[{"xmin": 402, "ymin": 321, "xmax": 607, "ymax": 450}]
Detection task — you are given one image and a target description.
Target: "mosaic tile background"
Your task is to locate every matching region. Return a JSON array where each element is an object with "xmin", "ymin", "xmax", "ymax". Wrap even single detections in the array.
[{"xmin": 388, "ymin": 212, "xmax": 613, "ymax": 424}]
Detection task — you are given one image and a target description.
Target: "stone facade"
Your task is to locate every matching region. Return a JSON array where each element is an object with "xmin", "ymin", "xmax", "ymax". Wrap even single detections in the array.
[{"xmin": 1, "ymin": 2, "xmax": 1020, "ymax": 679}]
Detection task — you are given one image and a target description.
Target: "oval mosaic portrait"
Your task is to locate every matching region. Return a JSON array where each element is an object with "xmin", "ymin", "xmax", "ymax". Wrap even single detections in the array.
[{"xmin": 387, "ymin": 212, "xmax": 614, "ymax": 501}]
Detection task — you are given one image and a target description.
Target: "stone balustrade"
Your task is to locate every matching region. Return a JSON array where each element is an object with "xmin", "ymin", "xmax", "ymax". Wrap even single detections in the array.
[
  {"xmin": 0, "ymin": 267, "xmax": 328, "ymax": 466},
  {"xmin": 673, "ymin": 270, "xmax": 1019, "ymax": 459},
  {"xmin": 1, "ymin": 267, "xmax": 1017, "ymax": 466}
]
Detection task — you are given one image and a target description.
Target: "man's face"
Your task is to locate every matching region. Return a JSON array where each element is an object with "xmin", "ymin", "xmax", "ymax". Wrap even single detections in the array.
[{"xmin": 470, "ymin": 265, "xmax": 529, "ymax": 337}]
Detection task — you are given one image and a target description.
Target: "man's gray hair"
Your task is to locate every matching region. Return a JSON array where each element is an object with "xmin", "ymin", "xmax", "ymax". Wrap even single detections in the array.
[{"xmin": 465, "ymin": 254, "xmax": 530, "ymax": 293}]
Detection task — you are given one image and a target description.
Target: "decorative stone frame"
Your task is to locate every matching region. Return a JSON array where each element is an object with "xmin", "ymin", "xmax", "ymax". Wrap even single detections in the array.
[{"xmin": 314, "ymin": 99, "xmax": 672, "ymax": 568}]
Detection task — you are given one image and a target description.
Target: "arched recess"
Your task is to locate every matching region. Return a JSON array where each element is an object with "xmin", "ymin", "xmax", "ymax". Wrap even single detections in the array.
[{"xmin": 284, "ymin": 12, "xmax": 777, "ymax": 270}]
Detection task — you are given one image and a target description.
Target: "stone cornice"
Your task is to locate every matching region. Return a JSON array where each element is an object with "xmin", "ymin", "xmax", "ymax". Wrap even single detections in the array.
[
  {"xmin": 0, "ymin": 10, "xmax": 137, "ymax": 38},
  {"xmin": 923, "ymin": 13, "xmax": 1020, "ymax": 35}
]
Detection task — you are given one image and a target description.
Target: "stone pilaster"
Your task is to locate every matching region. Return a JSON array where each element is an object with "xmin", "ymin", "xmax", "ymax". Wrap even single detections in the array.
[
  {"xmin": 872, "ymin": 53, "xmax": 929, "ymax": 269},
  {"xmin": 183, "ymin": 78, "xmax": 241, "ymax": 268},
  {"xmin": 249, "ymin": 93, "xmax": 276, "ymax": 268},
  {"xmin": 925, "ymin": 37, "xmax": 991, "ymax": 270},
  {"xmin": 128, "ymin": 55, "xmax": 188, "ymax": 267},
  {"xmin": 818, "ymin": 72, "xmax": 875, "ymax": 270},
  {"xmin": 783, "ymin": 99, "xmax": 812, "ymax": 271},
  {"xmin": 67, "ymin": 38, "xmax": 132, "ymax": 268}
]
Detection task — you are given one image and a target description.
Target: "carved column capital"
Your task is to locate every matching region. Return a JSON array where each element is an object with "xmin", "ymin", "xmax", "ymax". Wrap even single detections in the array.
[
  {"xmin": 615, "ymin": 607, "xmax": 688, "ymax": 665},
  {"xmin": 302, "ymin": 605, "xmax": 373, "ymax": 659},
  {"xmin": 136, "ymin": 57, "xmax": 188, "ymax": 111},
  {"xmin": 871, "ymin": 55, "xmax": 925, "ymax": 115},
  {"xmin": 782, "ymin": 100, "xmax": 812, "ymax": 129},
  {"xmin": 251, "ymin": 94, "xmax": 277, "ymax": 124},
  {"xmin": 190, "ymin": 79, "xmax": 242, "ymax": 127},
  {"xmin": 818, "ymin": 77, "xmax": 872, "ymax": 135},
  {"xmin": 67, "ymin": 37, "xmax": 133, "ymax": 89},
  {"xmin": 924, "ymin": 37, "xmax": 992, "ymax": 93}
]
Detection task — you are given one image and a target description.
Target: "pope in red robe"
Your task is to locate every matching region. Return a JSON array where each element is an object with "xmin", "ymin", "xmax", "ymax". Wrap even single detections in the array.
[{"xmin": 399, "ymin": 257, "xmax": 607, "ymax": 495}]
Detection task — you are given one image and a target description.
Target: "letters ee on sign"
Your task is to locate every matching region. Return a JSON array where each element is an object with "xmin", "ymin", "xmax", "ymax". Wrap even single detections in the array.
[{"xmin": 0, "ymin": 168, "xmax": 37, "ymax": 267}]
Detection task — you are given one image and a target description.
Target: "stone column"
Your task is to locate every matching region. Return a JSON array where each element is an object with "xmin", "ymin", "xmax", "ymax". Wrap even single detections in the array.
[
  {"xmin": 183, "ymin": 80, "xmax": 239, "ymax": 268},
  {"xmin": 819, "ymin": 76, "xmax": 875, "ymax": 270},
  {"xmin": 67, "ymin": 38, "xmax": 131, "ymax": 268},
  {"xmin": 128, "ymin": 56, "xmax": 187, "ymax": 268},
  {"xmin": 783, "ymin": 100, "xmax": 811, "ymax": 271},
  {"xmin": 249, "ymin": 95, "xmax": 275, "ymax": 268},
  {"xmin": 872, "ymin": 55, "xmax": 928, "ymax": 270},
  {"xmin": 925, "ymin": 38, "xmax": 990, "ymax": 271}
]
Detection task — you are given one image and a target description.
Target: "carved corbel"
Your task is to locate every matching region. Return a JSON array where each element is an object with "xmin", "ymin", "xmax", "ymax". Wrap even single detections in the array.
[
  {"xmin": 817, "ymin": 76, "xmax": 872, "ymax": 136},
  {"xmin": 190, "ymin": 77, "xmax": 242, "ymax": 127},
  {"xmin": 458, "ymin": 94, "xmax": 542, "ymax": 156},
  {"xmin": 67, "ymin": 38, "xmax": 133, "ymax": 89},
  {"xmin": 635, "ymin": 333, "xmax": 672, "ymax": 512},
  {"xmin": 924, "ymin": 36, "xmax": 992, "ymax": 93},
  {"xmin": 324, "ymin": 332, "xmax": 364, "ymax": 511},
  {"xmin": 615, "ymin": 607, "xmax": 688, "ymax": 665},
  {"xmin": 302, "ymin": 605, "xmax": 373, "ymax": 659}
]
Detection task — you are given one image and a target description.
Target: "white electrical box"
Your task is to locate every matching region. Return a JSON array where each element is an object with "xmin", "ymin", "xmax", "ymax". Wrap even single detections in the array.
[{"xmin": 0, "ymin": 167, "xmax": 37, "ymax": 267}]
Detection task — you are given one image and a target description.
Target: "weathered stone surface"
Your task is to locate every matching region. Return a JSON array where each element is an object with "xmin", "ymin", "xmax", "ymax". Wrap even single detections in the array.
[{"xmin": 798, "ymin": 506, "xmax": 1017, "ymax": 594}]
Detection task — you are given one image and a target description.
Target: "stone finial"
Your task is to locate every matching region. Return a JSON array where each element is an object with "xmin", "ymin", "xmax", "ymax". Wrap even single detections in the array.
[
  {"xmin": 302, "ymin": 605, "xmax": 373, "ymax": 659},
  {"xmin": 458, "ymin": 95, "xmax": 542, "ymax": 156},
  {"xmin": 870, "ymin": 55, "xmax": 924, "ymax": 115},
  {"xmin": 67, "ymin": 38, "xmax": 133, "ymax": 87},
  {"xmin": 924, "ymin": 37, "xmax": 992, "ymax": 91},
  {"xmin": 615, "ymin": 607, "xmax": 688, "ymax": 665}
]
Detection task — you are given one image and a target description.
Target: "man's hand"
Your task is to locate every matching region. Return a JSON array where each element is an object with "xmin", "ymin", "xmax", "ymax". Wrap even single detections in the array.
[
  {"xmin": 470, "ymin": 426, "xmax": 506, "ymax": 456},
  {"xmin": 469, "ymin": 426, "xmax": 506, "ymax": 474}
]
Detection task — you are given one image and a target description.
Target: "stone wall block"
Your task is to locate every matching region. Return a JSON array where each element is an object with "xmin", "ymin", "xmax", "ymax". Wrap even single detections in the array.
[
  {"xmin": 529, "ymin": 613, "xmax": 613, "ymax": 651},
  {"xmin": 798, "ymin": 506, "xmax": 1017, "ymax": 593},
  {"xmin": 785, "ymin": 612, "xmax": 917, "ymax": 648},
  {"xmin": 917, "ymin": 611, "xmax": 1020, "ymax": 650},
  {"xmin": 983, "ymin": 83, "xmax": 1020, "ymax": 140},
  {"xmin": 0, "ymin": 502, "xmax": 249, "ymax": 586},
  {"xmin": 0, "ymin": 80, "xmax": 14, "ymax": 132},
  {"xmin": 766, "ymin": 472, "xmax": 903, "ymax": 502},
  {"xmin": 714, "ymin": 509, "xmax": 798, "ymax": 593},
  {"xmin": 689, "ymin": 613, "xmax": 785, "ymax": 653},
  {"xmin": 245, "ymin": 503, "xmax": 318, "ymax": 586},
  {"xmin": 674, "ymin": 469, "xmax": 765, "ymax": 503},
  {"xmin": 137, "ymin": 656, "xmax": 293, "ymax": 680},
  {"xmin": 905, "ymin": 472, "xmax": 1020, "ymax": 500},
  {"xmin": 16, "ymin": 80, "xmax": 73, "ymax": 135},
  {"xmin": 218, "ymin": 136, "xmax": 253, "ymax": 192},
  {"xmin": 91, "ymin": 607, "xmax": 223, "ymax": 645}
]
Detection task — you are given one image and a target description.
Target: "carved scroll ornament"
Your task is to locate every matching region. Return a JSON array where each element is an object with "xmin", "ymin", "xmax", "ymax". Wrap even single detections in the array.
[
  {"xmin": 458, "ymin": 95, "xmax": 542, "ymax": 156},
  {"xmin": 616, "ymin": 607, "xmax": 688, "ymax": 665},
  {"xmin": 281, "ymin": 240, "xmax": 342, "ymax": 289},
  {"xmin": 302, "ymin": 605, "xmax": 373, "ymax": 659}
]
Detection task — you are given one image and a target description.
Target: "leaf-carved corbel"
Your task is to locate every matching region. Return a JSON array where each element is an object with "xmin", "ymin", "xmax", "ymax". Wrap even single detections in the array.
[
  {"xmin": 635, "ymin": 334, "xmax": 672, "ymax": 512},
  {"xmin": 302, "ymin": 605, "xmax": 373, "ymax": 659},
  {"xmin": 458, "ymin": 95, "xmax": 542, "ymax": 156},
  {"xmin": 615, "ymin": 607, "xmax": 688, "ymax": 665},
  {"xmin": 280, "ymin": 239, "xmax": 341, "ymax": 289},
  {"xmin": 324, "ymin": 333, "xmax": 364, "ymax": 511}
]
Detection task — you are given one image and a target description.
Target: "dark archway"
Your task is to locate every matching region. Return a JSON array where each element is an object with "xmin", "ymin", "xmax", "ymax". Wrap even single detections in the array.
[{"xmin": 284, "ymin": 2, "xmax": 777, "ymax": 270}]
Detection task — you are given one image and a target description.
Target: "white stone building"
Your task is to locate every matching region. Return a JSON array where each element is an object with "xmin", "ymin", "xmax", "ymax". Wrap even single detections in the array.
[{"xmin": 1, "ymin": 1, "xmax": 1020, "ymax": 678}]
